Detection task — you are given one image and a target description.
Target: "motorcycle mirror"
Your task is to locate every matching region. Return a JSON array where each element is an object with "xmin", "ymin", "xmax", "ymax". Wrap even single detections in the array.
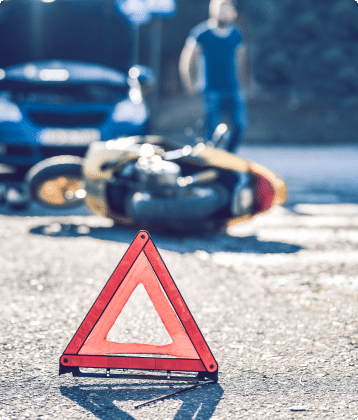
[
  {"xmin": 211, "ymin": 123, "xmax": 230, "ymax": 147},
  {"xmin": 213, "ymin": 123, "xmax": 228, "ymax": 138}
]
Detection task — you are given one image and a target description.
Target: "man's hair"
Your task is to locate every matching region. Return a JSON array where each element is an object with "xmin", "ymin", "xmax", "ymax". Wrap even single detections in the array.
[{"xmin": 209, "ymin": 0, "xmax": 238, "ymax": 17}]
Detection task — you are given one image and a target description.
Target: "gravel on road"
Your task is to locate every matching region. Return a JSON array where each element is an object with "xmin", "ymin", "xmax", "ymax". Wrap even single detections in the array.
[{"xmin": 1, "ymin": 201, "xmax": 358, "ymax": 419}]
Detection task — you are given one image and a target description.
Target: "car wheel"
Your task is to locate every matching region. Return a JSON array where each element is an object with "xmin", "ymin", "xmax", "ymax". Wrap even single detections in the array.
[{"xmin": 26, "ymin": 156, "xmax": 85, "ymax": 208}]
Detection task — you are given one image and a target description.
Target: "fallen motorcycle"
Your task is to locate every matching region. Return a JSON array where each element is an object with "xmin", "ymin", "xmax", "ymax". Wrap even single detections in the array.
[{"xmin": 26, "ymin": 134, "xmax": 287, "ymax": 231}]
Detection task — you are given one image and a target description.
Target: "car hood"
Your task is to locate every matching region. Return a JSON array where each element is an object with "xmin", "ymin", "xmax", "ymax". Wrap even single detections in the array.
[{"xmin": 0, "ymin": 61, "xmax": 128, "ymax": 89}]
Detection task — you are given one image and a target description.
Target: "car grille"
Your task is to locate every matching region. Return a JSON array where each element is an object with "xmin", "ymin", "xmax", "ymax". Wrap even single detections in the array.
[
  {"xmin": 29, "ymin": 111, "xmax": 107, "ymax": 127},
  {"xmin": 39, "ymin": 146, "xmax": 88, "ymax": 159}
]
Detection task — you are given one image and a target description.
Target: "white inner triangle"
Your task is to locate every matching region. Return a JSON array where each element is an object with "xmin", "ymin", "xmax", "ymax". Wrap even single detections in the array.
[{"xmin": 106, "ymin": 283, "xmax": 173, "ymax": 346}]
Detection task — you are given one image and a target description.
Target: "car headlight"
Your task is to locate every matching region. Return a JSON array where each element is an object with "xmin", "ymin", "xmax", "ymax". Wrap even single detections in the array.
[
  {"xmin": 0, "ymin": 98, "xmax": 22, "ymax": 122},
  {"xmin": 112, "ymin": 99, "xmax": 148, "ymax": 125}
]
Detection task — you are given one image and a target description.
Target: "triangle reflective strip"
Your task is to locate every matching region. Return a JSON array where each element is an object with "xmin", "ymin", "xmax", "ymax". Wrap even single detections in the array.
[
  {"xmin": 63, "ymin": 232, "xmax": 148, "ymax": 355},
  {"xmin": 60, "ymin": 231, "xmax": 218, "ymax": 377},
  {"xmin": 78, "ymin": 251, "xmax": 200, "ymax": 359},
  {"xmin": 143, "ymin": 239, "xmax": 217, "ymax": 373}
]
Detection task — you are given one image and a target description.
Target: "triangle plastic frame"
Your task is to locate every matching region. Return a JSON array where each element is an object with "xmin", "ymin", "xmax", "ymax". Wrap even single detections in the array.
[{"xmin": 59, "ymin": 231, "xmax": 218, "ymax": 381}]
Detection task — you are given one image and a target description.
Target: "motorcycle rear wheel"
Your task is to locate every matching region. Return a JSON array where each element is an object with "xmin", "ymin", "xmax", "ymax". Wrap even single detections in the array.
[{"xmin": 26, "ymin": 156, "xmax": 85, "ymax": 208}]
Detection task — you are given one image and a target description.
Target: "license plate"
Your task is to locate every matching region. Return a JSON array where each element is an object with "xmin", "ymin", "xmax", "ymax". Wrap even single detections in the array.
[{"xmin": 38, "ymin": 129, "xmax": 101, "ymax": 145}]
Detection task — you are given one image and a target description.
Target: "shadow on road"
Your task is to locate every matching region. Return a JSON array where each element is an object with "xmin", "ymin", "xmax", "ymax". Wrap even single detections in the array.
[
  {"xmin": 60, "ymin": 382, "xmax": 224, "ymax": 419},
  {"xmin": 0, "ymin": 202, "xmax": 90, "ymax": 217},
  {"xmin": 29, "ymin": 223, "xmax": 303, "ymax": 254}
]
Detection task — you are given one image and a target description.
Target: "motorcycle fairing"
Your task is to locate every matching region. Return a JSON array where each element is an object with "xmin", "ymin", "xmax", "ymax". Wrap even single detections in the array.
[{"xmin": 82, "ymin": 136, "xmax": 287, "ymax": 228}]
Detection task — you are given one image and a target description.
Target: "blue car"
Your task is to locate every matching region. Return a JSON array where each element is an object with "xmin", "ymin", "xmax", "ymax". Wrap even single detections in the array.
[{"xmin": 0, "ymin": 60, "xmax": 153, "ymax": 175}]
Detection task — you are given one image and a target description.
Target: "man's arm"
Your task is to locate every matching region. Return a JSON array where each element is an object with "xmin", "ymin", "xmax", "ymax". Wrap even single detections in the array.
[{"xmin": 179, "ymin": 38, "xmax": 203, "ymax": 95}]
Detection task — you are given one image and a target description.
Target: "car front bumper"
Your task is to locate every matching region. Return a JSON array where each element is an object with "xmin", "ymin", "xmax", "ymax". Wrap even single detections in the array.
[{"xmin": 0, "ymin": 121, "xmax": 148, "ymax": 168}]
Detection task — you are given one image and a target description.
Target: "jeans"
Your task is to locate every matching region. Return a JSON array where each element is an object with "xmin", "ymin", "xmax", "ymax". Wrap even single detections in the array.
[{"xmin": 204, "ymin": 89, "xmax": 248, "ymax": 152}]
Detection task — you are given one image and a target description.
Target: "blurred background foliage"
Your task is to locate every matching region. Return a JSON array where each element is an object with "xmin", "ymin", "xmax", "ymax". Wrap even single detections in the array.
[{"xmin": 149, "ymin": 0, "xmax": 358, "ymax": 107}]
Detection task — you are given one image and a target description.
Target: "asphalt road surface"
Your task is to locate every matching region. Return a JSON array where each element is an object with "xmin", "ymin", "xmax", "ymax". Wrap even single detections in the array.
[{"xmin": 1, "ymin": 146, "xmax": 358, "ymax": 419}]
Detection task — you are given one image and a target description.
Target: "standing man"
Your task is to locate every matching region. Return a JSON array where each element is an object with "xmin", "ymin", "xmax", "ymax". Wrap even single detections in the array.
[{"xmin": 179, "ymin": 0, "xmax": 250, "ymax": 152}]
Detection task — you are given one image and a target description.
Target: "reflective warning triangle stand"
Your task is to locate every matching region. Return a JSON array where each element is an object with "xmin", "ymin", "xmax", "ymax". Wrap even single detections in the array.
[{"xmin": 59, "ymin": 231, "xmax": 218, "ymax": 382}]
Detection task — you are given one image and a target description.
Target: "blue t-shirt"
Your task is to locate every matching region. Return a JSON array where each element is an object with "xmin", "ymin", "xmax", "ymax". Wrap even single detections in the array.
[{"xmin": 188, "ymin": 20, "xmax": 243, "ymax": 91}]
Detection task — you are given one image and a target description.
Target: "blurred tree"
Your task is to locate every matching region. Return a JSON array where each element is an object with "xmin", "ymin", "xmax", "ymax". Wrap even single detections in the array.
[
  {"xmin": 1, "ymin": 0, "xmax": 357, "ymax": 106},
  {"xmin": 150, "ymin": 0, "xmax": 358, "ymax": 107}
]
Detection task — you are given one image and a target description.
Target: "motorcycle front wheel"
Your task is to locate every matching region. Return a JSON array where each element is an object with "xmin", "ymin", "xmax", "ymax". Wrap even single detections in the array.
[{"xmin": 26, "ymin": 156, "xmax": 85, "ymax": 208}]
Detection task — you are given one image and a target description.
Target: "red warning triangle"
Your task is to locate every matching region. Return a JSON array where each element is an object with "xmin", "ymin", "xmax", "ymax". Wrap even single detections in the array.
[{"xmin": 59, "ymin": 231, "xmax": 218, "ymax": 381}]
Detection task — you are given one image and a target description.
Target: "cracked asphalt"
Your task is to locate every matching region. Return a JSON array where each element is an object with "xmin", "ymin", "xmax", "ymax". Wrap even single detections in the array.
[{"xmin": 1, "ymin": 146, "xmax": 358, "ymax": 419}]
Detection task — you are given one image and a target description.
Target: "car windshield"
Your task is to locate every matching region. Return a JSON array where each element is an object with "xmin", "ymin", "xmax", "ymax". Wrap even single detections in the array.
[
  {"xmin": 0, "ymin": 0, "xmax": 134, "ymax": 72},
  {"xmin": 8, "ymin": 83, "xmax": 128, "ymax": 105}
]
